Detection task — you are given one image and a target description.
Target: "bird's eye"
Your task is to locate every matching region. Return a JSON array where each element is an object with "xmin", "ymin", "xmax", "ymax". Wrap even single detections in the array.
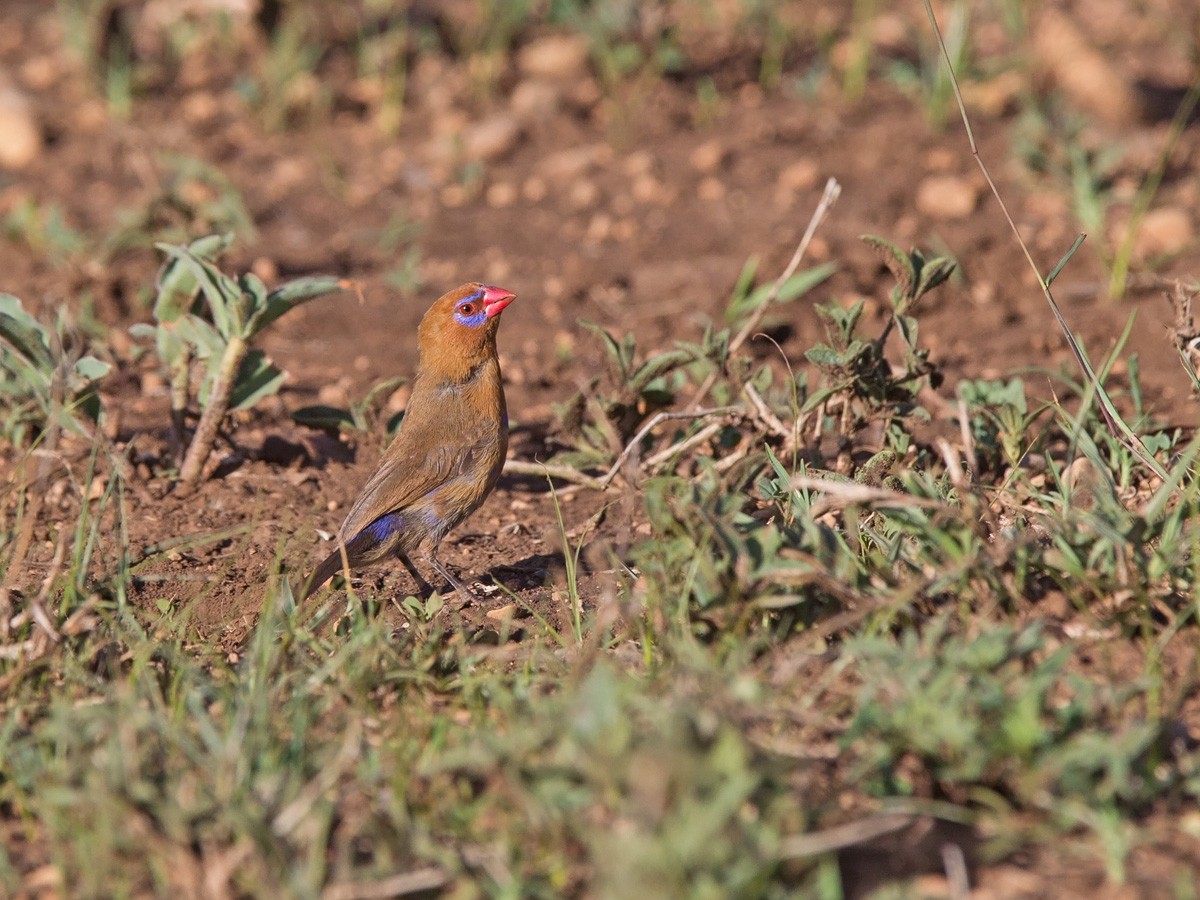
[{"xmin": 459, "ymin": 303, "xmax": 476, "ymax": 315}]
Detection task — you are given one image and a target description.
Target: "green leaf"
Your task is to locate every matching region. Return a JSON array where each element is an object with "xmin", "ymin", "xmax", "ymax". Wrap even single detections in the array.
[
  {"xmin": 861, "ymin": 234, "xmax": 915, "ymax": 298},
  {"xmin": 726, "ymin": 262, "xmax": 837, "ymax": 325},
  {"xmin": 629, "ymin": 348, "xmax": 693, "ymax": 393},
  {"xmin": 292, "ymin": 405, "xmax": 354, "ymax": 429},
  {"xmin": 174, "ymin": 315, "xmax": 226, "ymax": 361},
  {"xmin": 155, "ymin": 241, "xmax": 242, "ymax": 338},
  {"xmin": 804, "ymin": 344, "xmax": 842, "ymax": 368},
  {"xmin": 153, "ymin": 234, "xmax": 231, "ymax": 324},
  {"xmin": 0, "ymin": 294, "xmax": 54, "ymax": 371},
  {"xmin": 227, "ymin": 349, "xmax": 284, "ymax": 411},
  {"xmin": 128, "ymin": 323, "xmax": 156, "ymax": 340},
  {"xmin": 914, "ymin": 256, "xmax": 956, "ymax": 299},
  {"xmin": 581, "ymin": 320, "xmax": 631, "ymax": 383},
  {"xmin": 248, "ymin": 275, "xmax": 348, "ymax": 335},
  {"xmin": 72, "ymin": 356, "xmax": 111, "ymax": 382}
]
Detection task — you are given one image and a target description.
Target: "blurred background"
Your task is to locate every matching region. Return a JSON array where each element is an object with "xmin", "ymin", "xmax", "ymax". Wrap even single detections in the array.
[{"xmin": 1, "ymin": 0, "xmax": 1197, "ymax": 423}]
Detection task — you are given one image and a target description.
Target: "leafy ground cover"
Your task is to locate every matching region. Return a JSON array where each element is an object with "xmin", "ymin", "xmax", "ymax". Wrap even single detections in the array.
[{"xmin": 2, "ymin": 0, "xmax": 1200, "ymax": 895}]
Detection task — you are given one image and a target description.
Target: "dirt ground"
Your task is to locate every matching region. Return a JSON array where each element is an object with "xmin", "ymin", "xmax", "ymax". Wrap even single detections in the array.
[{"xmin": 2, "ymin": 0, "xmax": 1199, "ymax": 892}]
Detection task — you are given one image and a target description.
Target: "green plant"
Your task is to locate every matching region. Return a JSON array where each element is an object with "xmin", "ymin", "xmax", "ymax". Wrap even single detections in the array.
[
  {"xmin": 3, "ymin": 199, "xmax": 89, "ymax": 268},
  {"xmin": 957, "ymin": 376, "xmax": 1036, "ymax": 472},
  {"xmin": 107, "ymin": 154, "xmax": 257, "ymax": 255},
  {"xmin": 0, "ymin": 295, "xmax": 110, "ymax": 445},
  {"xmin": 802, "ymin": 236, "xmax": 954, "ymax": 458},
  {"xmin": 133, "ymin": 234, "xmax": 348, "ymax": 493},
  {"xmin": 886, "ymin": 0, "xmax": 975, "ymax": 125},
  {"xmin": 291, "ymin": 374, "xmax": 407, "ymax": 438}
]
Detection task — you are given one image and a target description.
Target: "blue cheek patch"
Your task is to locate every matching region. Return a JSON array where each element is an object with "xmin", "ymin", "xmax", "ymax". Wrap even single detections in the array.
[{"xmin": 452, "ymin": 289, "xmax": 487, "ymax": 328}]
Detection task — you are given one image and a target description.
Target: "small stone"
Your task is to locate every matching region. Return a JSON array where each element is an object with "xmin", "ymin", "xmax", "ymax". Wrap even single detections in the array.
[
  {"xmin": 915, "ymin": 174, "xmax": 979, "ymax": 220},
  {"xmin": 182, "ymin": 91, "xmax": 219, "ymax": 125},
  {"xmin": 485, "ymin": 603, "xmax": 517, "ymax": 621},
  {"xmin": 19, "ymin": 55, "xmax": 60, "ymax": 90},
  {"xmin": 0, "ymin": 83, "xmax": 41, "ymax": 170},
  {"xmin": 631, "ymin": 173, "xmax": 662, "ymax": 204},
  {"xmin": 1032, "ymin": 9, "xmax": 1138, "ymax": 127},
  {"xmin": 567, "ymin": 179, "xmax": 599, "ymax": 210},
  {"xmin": 960, "ymin": 69, "xmax": 1023, "ymax": 118},
  {"xmin": 462, "ymin": 114, "xmax": 521, "ymax": 162},
  {"xmin": 777, "ymin": 158, "xmax": 819, "ymax": 193},
  {"xmin": 385, "ymin": 383, "xmax": 411, "ymax": 414},
  {"xmin": 86, "ymin": 476, "xmax": 106, "ymax": 501},
  {"xmin": 697, "ymin": 176, "xmax": 725, "ymax": 201},
  {"xmin": 140, "ymin": 370, "xmax": 166, "ymax": 395},
  {"xmin": 622, "ymin": 150, "xmax": 654, "ymax": 176},
  {"xmin": 924, "ymin": 147, "xmax": 957, "ymax": 171},
  {"xmin": 72, "ymin": 99, "xmax": 108, "ymax": 133},
  {"xmin": 440, "ymin": 184, "xmax": 470, "ymax": 207},
  {"xmin": 510, "ymin": 79, "xmax": 560, "ymax": 122},
  {"xmin": 586, "ymin": 213, "xmax": 612, "ymax": 242},
  {"xmin": 566, "ymin": 77, "xmax": 602, "ymax": 110},
  {"xmin": 1129, "ymin": 207, "xmax": 1193, "ymax": 261},
  {"xmin": 689, "ymin": 139, "xmax": 726, "ymax": 173},
  {"xmin": 517, "ymin": 34, "xmax": 590, "ymax": 81},
  {"xmin": 522, "ymin": 176, "xmax": 547, "ymax": 202},
  {"xmin": 251, "ymin": 256, "xmax": 278, "ymax": 283},
  {"xmin": 541, "ymin": 146, "xmax": 600, "ymax": 183},
  {"xmin": 318, "ymin": 383, "xmax": 348, "ymax": 406},
  {"xmin": 486, "ymin": 181, "xmax": 518, "ymax": 208}
]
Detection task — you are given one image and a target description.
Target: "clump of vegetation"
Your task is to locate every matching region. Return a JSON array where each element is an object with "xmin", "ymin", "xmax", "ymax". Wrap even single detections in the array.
[
  {"xmin": 0, "ymin": 295, "xmax": 110, "ymax": 445},
  {"xmin": 132, "ymin": 234, "xmax": 349, "ymax": 493}
]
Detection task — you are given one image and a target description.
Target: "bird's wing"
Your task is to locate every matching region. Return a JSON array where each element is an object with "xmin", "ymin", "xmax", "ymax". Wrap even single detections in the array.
[{"xmin": 337, "ymin": 440, "xmax": 455, "ymax": 542}]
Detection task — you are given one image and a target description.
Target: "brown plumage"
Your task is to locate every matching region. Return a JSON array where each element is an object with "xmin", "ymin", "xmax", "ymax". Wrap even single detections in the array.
[{"xmin": 301, "ymin": 282, "xmax": 516, "ymax": 600}]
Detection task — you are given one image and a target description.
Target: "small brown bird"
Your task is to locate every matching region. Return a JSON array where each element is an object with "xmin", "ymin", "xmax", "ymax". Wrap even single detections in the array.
[{"xmin": 301, "ymin": 282, "xmax": 516, "ymax": 600}]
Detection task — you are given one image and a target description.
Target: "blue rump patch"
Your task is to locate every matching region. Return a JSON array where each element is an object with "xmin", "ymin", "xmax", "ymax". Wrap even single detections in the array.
[{"xmin": 362, "ymin": 512, "xmax": 404, "ymax": 543}]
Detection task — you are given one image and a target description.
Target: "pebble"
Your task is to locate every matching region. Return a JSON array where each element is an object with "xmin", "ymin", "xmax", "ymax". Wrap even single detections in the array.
[
  {"xmin": 777, "ymin": 158, "xmax": 819, "ymax": 193},
  {"xmin": 961, "ymin": 69, "xmax": 1023, "ymax": 118},
  {"xmin": 486, "ymin": 181, "xmax": 518, "ymax": 208},
  {"xmin": 567, "ymin": 179, "xmax": 599, "ymax": 210},
  {"xmin": 318, "ymin": 382, "xmax": 348, "ymax": 406},
  {"xmin": 251, "ymin": 257, "xmax": 278, "ymax": 283},
  {"xmin": 1032, "ymin": 9, "xmax": 1138, "ymax": 127},
  {"xmin": 631, "ymin": 173, "xmax": 663, "ymax": 204},
  {"xmin": 485, "ymin": 603, "xmax": 517, "ymax": 622},
  {"xmin": 509, "ymin": 79, "xmax": 560, "ymax": 123},
  {"xmin": 182, "ymin": 91, "xmax": 219, "ymax": 125},
  {"xmin": 19, "ymin": 55, "xmax": 60, "ymax": 91},
  {"xmin": 522, "ymin": 176, "xmax": 548, "ymax": 202},
  {"xmin": 0, "ymin": 82, "xmax": 41, "ymax": 170},
  {"xmin": 915, "ymin": 174, "xmax": 979, "ymax": 220},
  {"xmin": 689, "ymin": 139, "xmax": 726, "ymax": 173},
  {"xmin": 540, "ymin": 145, "xmax": 601, "ymax": 183},
  {"xmin": 517, "ymin": 34, "xmax": 590, "ymax": 81},
  {"xmin": 586, "ymin": 213, "xmax": 612, "ymax": 242},
  {"xmin": 1128, "ymin": 207, "xmax": 1193, "ymax": 261},
  {"xmin": 140, "ymin": 371, "xmax": 167, "ymax": 395},
  {"xmin": 462, "ymin": 113, "xmax": 522, "ymax": 162},
  {"xmin": 697, "ymin": 176, "xmax": 725, "ymax": 201},
  {"xmin": 622, "ymin": 150, "xmax": 654, "ymax": 176}
]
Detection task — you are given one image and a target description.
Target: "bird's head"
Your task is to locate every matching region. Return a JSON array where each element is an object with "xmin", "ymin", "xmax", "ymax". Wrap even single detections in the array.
[{"xmin": 417, "ymin": 282, "xmax": 516, "ymax": 377}]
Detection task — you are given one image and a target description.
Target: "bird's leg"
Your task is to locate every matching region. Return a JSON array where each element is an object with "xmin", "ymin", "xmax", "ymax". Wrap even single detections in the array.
[
  {"xmin": 423, "ymin": 549, "xmax": 479, "ymax": 602},
  {"xmin": 397, "ymin": 551, "xmax": 435, "ymax": 595}
]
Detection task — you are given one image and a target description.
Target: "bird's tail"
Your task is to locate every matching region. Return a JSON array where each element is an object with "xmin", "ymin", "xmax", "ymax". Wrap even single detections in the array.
[{"xmin": 300, "ymin": 547, "xmax": 348, "ymax": 600}]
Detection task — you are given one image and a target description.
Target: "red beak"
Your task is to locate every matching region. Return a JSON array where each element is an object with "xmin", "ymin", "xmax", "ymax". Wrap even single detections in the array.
[{"xmin": 482, "ymin": 285, "xmax": 516, "ymax": 318}]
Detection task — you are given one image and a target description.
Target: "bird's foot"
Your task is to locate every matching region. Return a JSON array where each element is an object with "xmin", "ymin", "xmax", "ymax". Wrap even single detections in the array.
[{"xmin": 425, "ymin": 553, "xmax": 481, "ymax": 603}]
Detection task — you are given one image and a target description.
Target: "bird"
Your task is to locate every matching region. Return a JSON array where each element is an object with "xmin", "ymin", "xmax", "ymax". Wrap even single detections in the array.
[{"xmin": 301, "ymin": 282, "xmax": 516, "ymax": 601}]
